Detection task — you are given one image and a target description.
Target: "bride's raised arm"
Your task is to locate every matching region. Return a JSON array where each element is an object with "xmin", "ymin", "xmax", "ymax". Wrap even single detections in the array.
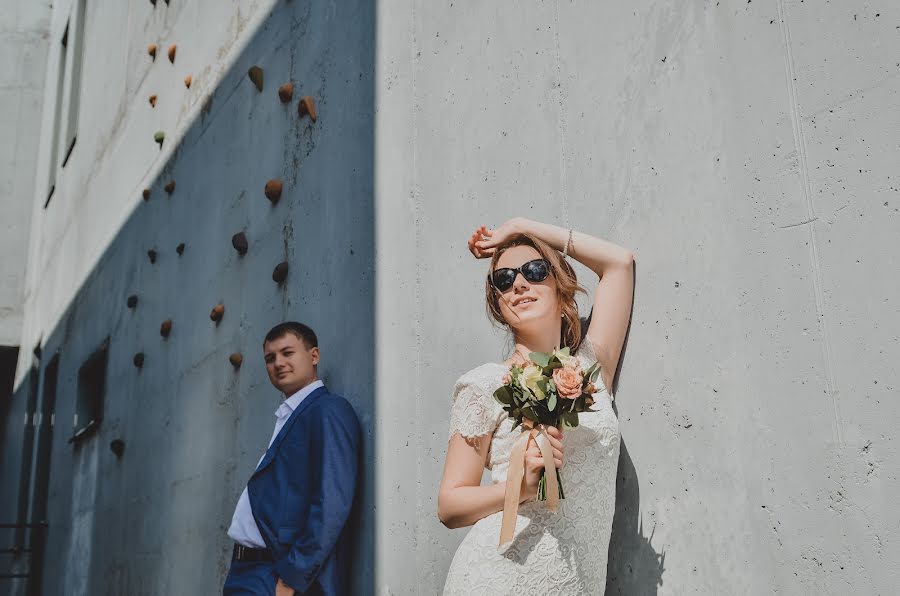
[{"xmin": 473, "ymin": 217, "xmax": 635, "ymax": 394}]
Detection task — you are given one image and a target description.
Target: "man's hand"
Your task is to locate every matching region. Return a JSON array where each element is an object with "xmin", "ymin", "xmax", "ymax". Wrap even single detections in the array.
[{"xmin": 276, "ymin": 578, "xmax": 295, "ymax": 596}]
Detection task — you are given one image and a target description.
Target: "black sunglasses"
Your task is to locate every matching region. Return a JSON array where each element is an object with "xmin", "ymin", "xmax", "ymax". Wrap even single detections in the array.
[{"xmin": 490, "ymin": 259, "xmax": 551, "ymax": 292}]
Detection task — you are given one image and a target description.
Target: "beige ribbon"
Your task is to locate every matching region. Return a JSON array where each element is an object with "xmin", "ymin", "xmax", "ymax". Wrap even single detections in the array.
[{"xmin": 498, "ymin": 427, "xmax": 559, "ymax": 548}]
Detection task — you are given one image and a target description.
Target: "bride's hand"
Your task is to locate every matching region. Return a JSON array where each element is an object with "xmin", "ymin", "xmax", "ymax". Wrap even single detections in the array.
[
  {"xmin": 467, "ymin": 219, "xmax": 524, "ymax": 259},
  {"xmin": 520, "ymin": 426, "xmax": 564, "ymax": 503}
]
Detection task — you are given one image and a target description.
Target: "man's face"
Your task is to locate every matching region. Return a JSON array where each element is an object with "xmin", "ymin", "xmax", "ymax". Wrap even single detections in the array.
[{"xmin": 263, "ymin": 333, "xmax": 319, "ymax": 396}]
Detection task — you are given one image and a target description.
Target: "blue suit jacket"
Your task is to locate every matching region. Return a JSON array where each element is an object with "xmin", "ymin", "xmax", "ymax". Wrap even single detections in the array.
[{"xmin": 247, "ymin": 385, "xmax": 361, "ymax": 595}]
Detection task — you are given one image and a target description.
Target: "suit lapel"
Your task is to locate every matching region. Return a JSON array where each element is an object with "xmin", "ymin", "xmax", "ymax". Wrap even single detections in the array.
[{"xmin": 253, "ymin": 385, "xmax": 327, "ymax": 477}]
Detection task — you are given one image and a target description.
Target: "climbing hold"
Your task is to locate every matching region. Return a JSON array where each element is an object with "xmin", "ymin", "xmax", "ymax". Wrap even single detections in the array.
[
  {"xmin": 147, "ymin": 249, "xmax": 157, "ymax": 264},
  {"xmin": 232, "ymin": 232, "xmax": 248, "ymax": 255},
  {"xmin": 176, "ymin": 242, "xmax": 185, "ymax": 255},
  {"xmin": 142, "ymin": 188, "xmax": 151, "ymax": 201},
  {"xmin": 148, "ymin": 44, "xmax": 157, "ymax": 60},
  {"xmin": 149, "ymin": 94, "xmax": 157, "ymax": 107},
  {"xmin": 184, "ymin": 74, "xmax": 192, "ymax": 88},
  {"xmin": 210, "ymin": 303, "xmax": 225, "ymax": 322},
  {"xmin": 167, "ymin": 44, "xmax": 177, "ymax": 64},
  {"xmin": 272, "ymin": 261, "xmax": 289, "ymax": 284},
  {"xmin": 133, "ymin": 353, "xmax": 144, "ymax": 368},
  {"xmin": 154, "ymin": 131, "xmax": 165, "ymax": 147},
  {"xmin": 127, "ymin": 295, "xmax": 138, "ymax": 309},
  {"xmin": 264, "ymin": 179, "xmax": 283, "ymax": 204},
  {"xmin": 229, "ymin": 353, "xmax": 243, "ymax": 369},
  {"xmin": 278, "ymin": 82, "xmax": 294, "ymax": 103},
  {"xmin": 160, "ymin": 319, "xmax": 172, "ymax": 338},
  {"xmin": 110, "ymin": 439, "xmax": 126, "ymax": 457},
  {"xmin": 248, "ymin": 66, "xmax": 264, "ymax": 92},
  {"xmin": 164, "ymin": 180, "xmax": 175, "ymax": 194},
  {"xmin": 298, "ymin": 96, "xmax": 317, "ymax": 122}
]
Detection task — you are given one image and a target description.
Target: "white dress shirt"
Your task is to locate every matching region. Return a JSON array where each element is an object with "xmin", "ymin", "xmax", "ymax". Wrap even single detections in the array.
[{"xmin": 228, "ymin": 379, "xmax": 325, "ymax": 548}]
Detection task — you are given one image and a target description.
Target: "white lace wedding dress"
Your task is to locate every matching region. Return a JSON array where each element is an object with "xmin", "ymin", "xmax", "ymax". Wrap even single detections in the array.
[{"xmin": 442, "ymin": 341, "xmax": 620, "ymax": 595}]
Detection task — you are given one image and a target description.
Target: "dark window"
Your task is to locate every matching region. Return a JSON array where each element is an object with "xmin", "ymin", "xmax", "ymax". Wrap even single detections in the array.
[{"xmin": 72, "ymin": 339, "xmax": 107, "ymax": 443}]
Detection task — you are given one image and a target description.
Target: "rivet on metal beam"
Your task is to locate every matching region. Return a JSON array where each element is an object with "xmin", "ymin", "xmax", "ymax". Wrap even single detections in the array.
[
  {"xmin": 229, "ymin": 353, "xmax": 243, "ymax": 369},
  {"xmin": 149, "ymin": 94, "xmax": 157, "ymax": 107},
  {"xmin": 133, "ymin": 353, "xmax": 144, "ymax": 368},
  {"xmin": 147, "ymin": 249, "xmax": 157, "ymax": 264},
  {"xmin": 164, "ymin": 180, "xmax": 175, "ymax": 194},
  {"xmin": 184, "ymin": 74, "xmax": 192, "ymax": 88},
  {"xmin": 278, "ymin": 83, "xmax": 294, "ymax": 103},
  {"xmin": 176, "ymin": 243, "xmax": 185, "ymax": 255},
  {"xmin": 298, "ymin": 96, "xmax": 317, "ymax": 122},
  {"xmin": 210, "ymin": 303, "xmax": 225, "ymax": 323},
  {"xmin": 160, "ymin": 319, "xmax": 172, "ymax": 338},
  {"xmin": 232, "ymin": 232, "xmax": 248, "ymax": 256},
  {"xmin": 167, "ymin": 44, "xmax": 177, "ymax": 64},
  {"xmin": 142, "ymin": 188, "xmax": 151, "ymax": 201},
  {"xmin": 265, "ymin": 179, "xmax": 283, "ymax": 204},
  {"xmin": 127, "ymin": 295, "xmax": 138, "ymax": 309},
  {"xmin": 248, "ymin": 66, "xmax": 264, "ymax": 92},
  {"xmin": 272, "ymin": 261, "xmax": 289, "ymax": 284},
  {"xmin": 148, "ymin": 44, "xmax": 157, "ymax": 60}
]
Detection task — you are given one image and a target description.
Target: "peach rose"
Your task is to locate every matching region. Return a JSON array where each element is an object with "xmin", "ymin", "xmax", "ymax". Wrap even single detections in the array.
[
  {"xmin": 553, "ymin": 366, "xmax": 583, "ymax": 399},
  {"xmin": 502, "ymin": 373, "xmax": 511, "ymax": 385}
]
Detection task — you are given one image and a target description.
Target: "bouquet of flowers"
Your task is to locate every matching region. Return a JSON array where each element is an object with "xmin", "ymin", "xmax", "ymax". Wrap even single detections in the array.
[{"xmin": 493, "ymin": 347, "xmax": 600, "ymax": 501}]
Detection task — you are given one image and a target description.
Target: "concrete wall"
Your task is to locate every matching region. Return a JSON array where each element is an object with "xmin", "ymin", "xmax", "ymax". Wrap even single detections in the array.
[
  {"xmin": 0, "ymin": 2, "xmax": 50, "ymax": 345},
  {"xmin": 376, "ymin": 1, "xmax": 899, "ymax": 594},
  {"xmin": 2, "ymin": 0, "xmax": 374, "ymax": 594}
]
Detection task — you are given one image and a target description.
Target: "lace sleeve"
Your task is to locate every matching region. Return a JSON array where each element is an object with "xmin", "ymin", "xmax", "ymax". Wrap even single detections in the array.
[{"xmin": 448, "ymin": 375, "xmax": 504, "ymax": 441}]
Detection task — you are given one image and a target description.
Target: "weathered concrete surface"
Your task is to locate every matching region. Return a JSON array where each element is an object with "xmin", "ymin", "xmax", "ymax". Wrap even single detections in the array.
[
  {"xmin": 2, "ymin": 0, "xmax": 374, "ymax": 594},
  {"xmin": 376, "ymin": 1, "xmax": 899, "ymax": 594},
  {"xmin": 0, "ymin": 2, "xmax": 50, "ymax": 345}
]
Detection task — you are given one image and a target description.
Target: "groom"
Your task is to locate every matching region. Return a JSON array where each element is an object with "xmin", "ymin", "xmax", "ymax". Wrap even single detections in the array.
[{"xmin": 224, "ymin": 322, "xmax": 361, "ymax": 596}]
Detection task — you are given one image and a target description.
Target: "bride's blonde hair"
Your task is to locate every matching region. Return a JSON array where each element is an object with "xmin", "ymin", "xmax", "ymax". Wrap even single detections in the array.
[{"xmin": 484, "ymin": 232, "xmax": 586, "ymax": 352}]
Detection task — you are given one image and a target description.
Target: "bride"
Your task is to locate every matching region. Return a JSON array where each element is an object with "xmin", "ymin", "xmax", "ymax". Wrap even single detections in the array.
[{"xmin": 438, "ymin": 217, "xmax": 634, "ymax": 595}]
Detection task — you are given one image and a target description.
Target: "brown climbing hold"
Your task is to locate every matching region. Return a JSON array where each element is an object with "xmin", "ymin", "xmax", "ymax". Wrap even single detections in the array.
[
  {"xmin": 148, "ymin": 44, "xmax": 157, "ymax": 60},
  {"xmin": 142, "ymin": 188, "xmax": 151, "ymax": 201},
  {"xmin": 184, "ymin": 75, "xmax": 192, "ymax": 88},
  {"xmin": 167, "ymin": 44, "xmax": 177, "ymax": 64},
  {"xmin": 272, "ymin": 261, "xmax": 289, "ymax": 284},
  {"xmin": 210, "ymin": 303, "xmax": 225, "ymax": 322},
  {"xmin": 149, "ymin": 94, "xmax": 157, "ymax": 107},
  {"xmin": 232, "ymin": 232, "xmax": 248, "ymax": 255},
  {"xmin": 110, "ymin": 439, "xmax": 126, "ymax": 457},
  {"xmin": 229, "ymin": 353, "xmax": 243, "ymax": 369},
  {"xmin": 248, "ymin": 66, "xmax": 264, "ymax": 92},
  {"xmin": 264, "ymin": 179, "xmax": 283, "ymax": 204},
  {"xmin": 298, "ymin": 96, "xmax": 317, "ymax": 122},
  {"xmin": 176, "ymin": 242, "xmax": 185, "ymax": 255},
  {"xmin": 278, "ymin": 83, "xmax": 294, "ymax": 103},
  {"xmin": 147, "ymin": 249, "xmax": 157, "ymax": 264},
  {"xmin": 164, "ymin": 180, "xmax": 175, "ymax": 194},
  {"xmin": 160, "ymin": 319, "xmax": 172, "ymax": 338},
  {"xmin": 133, "ymin": 353, "xmax": 144, "ymax": 368},
  {"xmin": 127, "ymin": 295, "xmax": 138, "ymax": 308}
]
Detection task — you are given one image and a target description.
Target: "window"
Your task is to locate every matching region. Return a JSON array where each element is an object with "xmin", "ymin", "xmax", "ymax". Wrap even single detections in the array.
[
  {"xmin": 45, "ymin": 0, "xmax": 87, "ymax": 208},
  {"xmin": 72, "ymin": 339, "xmax": 107, "ymax": 443}
]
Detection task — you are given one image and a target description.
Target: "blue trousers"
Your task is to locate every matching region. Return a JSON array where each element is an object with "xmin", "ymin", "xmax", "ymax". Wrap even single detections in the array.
[{"xmin": 223, "ymin": 559, "xmax": 277, "ymax": 596}]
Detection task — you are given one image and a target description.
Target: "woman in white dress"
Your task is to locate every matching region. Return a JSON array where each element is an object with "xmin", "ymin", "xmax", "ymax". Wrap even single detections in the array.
[{"xmin": 438, "ymin": 217, "xmax": 635, "ymax": 595}]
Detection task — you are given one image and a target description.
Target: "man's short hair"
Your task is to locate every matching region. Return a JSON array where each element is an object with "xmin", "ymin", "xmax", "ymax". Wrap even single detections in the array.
[{"xmin": 264, "ymin": 321, "xmax": 318, "ymax": 350}]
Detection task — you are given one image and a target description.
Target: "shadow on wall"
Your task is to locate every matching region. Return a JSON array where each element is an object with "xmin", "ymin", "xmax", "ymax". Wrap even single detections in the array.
[{"xmin": 605, "ymin": 437, "xmax": 666, "ymax": 595}]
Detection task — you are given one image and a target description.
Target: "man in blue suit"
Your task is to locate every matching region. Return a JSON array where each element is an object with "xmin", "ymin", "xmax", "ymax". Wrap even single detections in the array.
[{"xmin": 224, "ymin": 322, "xmax": 361, "ymax": 596}]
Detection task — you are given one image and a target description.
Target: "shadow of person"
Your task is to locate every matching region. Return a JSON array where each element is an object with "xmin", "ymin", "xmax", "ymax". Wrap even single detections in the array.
[{"xmin": 605, "ymin": 437, "xmax": 665, "ymax": 595}]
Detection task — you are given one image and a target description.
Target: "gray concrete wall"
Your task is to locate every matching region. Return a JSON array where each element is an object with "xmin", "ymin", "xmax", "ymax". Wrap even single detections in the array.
[
  {"xmin": 376, "ymin": 1, "xmax": 899, "ymax": 594},
  {"xmin": 1, "ymin": 0, "xmax": 374, "ymax": 594},
  {"xmin": 0, "ymin": 2, "xmax": 50, "ymax": 345}
]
